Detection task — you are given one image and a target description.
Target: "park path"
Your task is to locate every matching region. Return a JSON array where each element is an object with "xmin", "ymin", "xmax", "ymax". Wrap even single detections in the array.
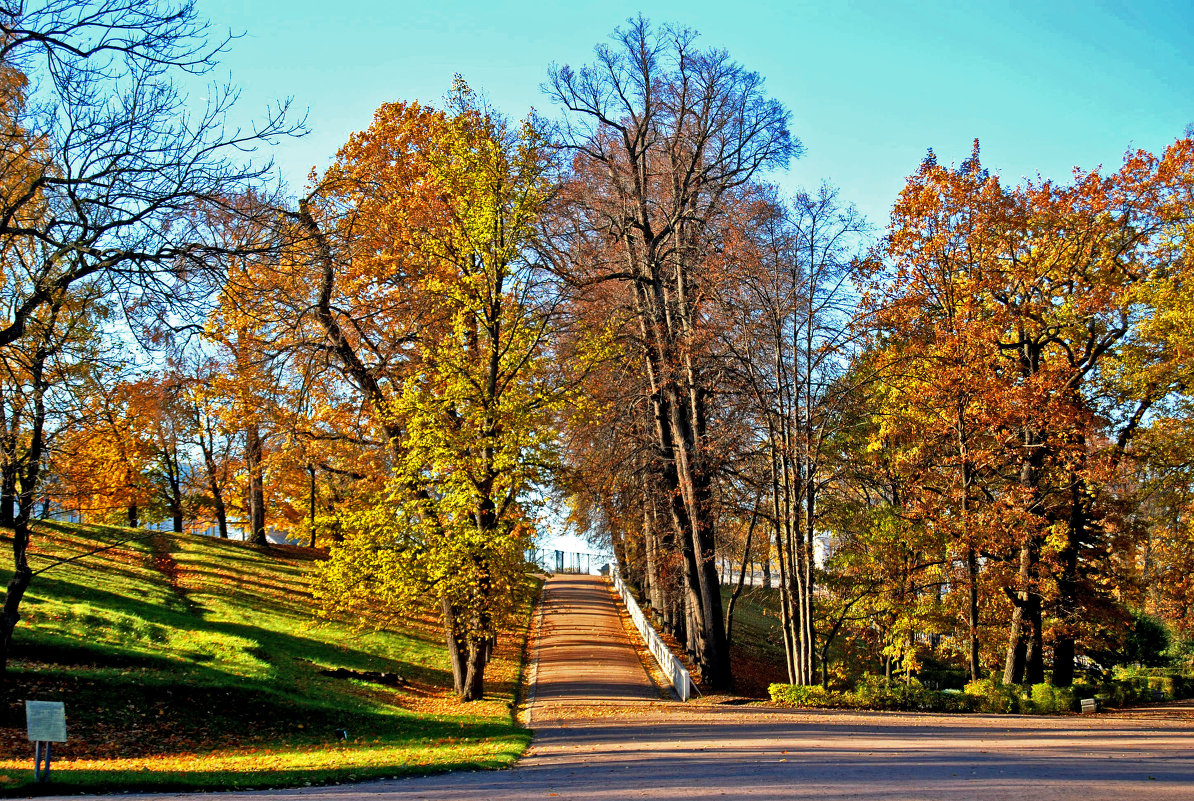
[
  {"xmin": 526, "ymin": 574, "xmax": 659, "ymax": 720},
  {"xmin": 40, "ymin": 575, "xmax": 1194, "ymax": 800}
]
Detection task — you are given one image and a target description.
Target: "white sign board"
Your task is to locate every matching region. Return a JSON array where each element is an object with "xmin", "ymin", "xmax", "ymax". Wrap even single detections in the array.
[{"xmin": 25, "ymin": 701, "xmax": 66, "ymax": 742}]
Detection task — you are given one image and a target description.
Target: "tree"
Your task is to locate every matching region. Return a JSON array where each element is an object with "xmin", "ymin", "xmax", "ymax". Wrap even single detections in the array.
[
  {"xmin": 546, "ymin": 16, "xmax": 795, "ymax": 689},
  {"xmin": 300, "ymin": 83, "xmax": 573, "ymax": 701},
  {"xmin": 0, "ymin": 0, "xmax": 296, "ymax": 676},
  {"xmin": 0, "ymin": 280, "xmax": 107, "ymax": 670},
  {"xmin": 51, "ymin": 373, "xmax": 159, "ymax": 527},
  {"xmin": 171, "ymin": 355, "xmax": 237, "ymax": 539},
  {"xmin": 867, "ymin": 137, "xmax": 1194, "ymax": 686},
  {"xmin": 715, "ymin": 184, "xmax": 870, "ymax": 685}
]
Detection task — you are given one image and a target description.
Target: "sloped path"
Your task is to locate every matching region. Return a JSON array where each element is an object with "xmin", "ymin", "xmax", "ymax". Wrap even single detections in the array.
[
  {"xmin": 45, "ymin": 575, "xmax": 1194, "ymax": 801},
  {"xmin": 527, "ymin": 574, "xmax": 659, "ymax": 720}
]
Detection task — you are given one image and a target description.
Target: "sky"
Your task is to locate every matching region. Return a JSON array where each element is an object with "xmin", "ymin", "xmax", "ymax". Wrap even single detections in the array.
[
  {"xmin": 202, "ymin": 0, "xmax": 1194, "ymax": 230},
  {"xmin": 194, "ymin": 0, "xmax": 1190, "ymax": 554}
]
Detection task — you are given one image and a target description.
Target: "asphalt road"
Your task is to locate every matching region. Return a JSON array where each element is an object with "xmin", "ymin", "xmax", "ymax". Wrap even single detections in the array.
[{"xmin": 42, "ymin": 575, "xmax": 1194, "ymax": 801}]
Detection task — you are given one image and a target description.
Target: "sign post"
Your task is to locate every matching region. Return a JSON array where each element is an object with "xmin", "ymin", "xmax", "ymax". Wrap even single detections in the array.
[{"xmin": 25, "ymin": 701, "xmax": 66, "ymax": 783}]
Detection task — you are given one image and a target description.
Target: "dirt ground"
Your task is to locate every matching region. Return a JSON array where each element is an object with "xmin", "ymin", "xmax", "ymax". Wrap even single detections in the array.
[{"xmin": 37, "ymin": 575, "xmax": 1194, "ymax": 801}]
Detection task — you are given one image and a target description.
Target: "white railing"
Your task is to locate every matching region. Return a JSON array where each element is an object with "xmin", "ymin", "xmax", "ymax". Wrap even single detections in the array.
[{"xmin": 610, "ymin": 564, "xmax": 693, "ymax": 701}]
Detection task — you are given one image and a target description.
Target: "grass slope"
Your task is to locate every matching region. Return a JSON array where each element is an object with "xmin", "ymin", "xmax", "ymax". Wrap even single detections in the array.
[
  {"xmin": 724, "ymin": 586, "xmax": 790, "ymax": 697},
  {"xmin": 0, "ymin": 522, "xmax": 535, "ymax": 795}
]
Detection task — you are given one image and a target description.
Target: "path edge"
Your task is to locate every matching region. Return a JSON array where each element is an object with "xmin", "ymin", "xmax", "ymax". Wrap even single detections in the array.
[{"xmin": 517, "ymin": 575, "xmax": 549, "ymax": 728}]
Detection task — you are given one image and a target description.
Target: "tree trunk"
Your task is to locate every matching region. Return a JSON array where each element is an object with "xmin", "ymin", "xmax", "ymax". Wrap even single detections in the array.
[
  {"xmin": 630, "ymin": 259, "xmax": 731, "ymax": 689},
  {"xmin": 215, "ymin": 497, "xmax": 228, "ymax": 539},
  {"xmin": 1025, "ymin": 593, "xmax": 1044, "ymax": 685},
  {"xmin": 441, "ymin": 597, "xmax": 469, "ymax": 697},
  {"xmin": 1004, "ymin": 536, "xmax": 1035, "ymax": 685},
  {"xmin": 725, "ymin": 502, "xmax": 759, "ymax": 651},
  {"xmin": 308, "ymin": 465, "xmax": 317, "ymax": 548},
  {"xmin": 967, "ymin": 546, "xmax": 982, "ymax": 682},
  {"xmin": 1052, "ymin": 474, "xmax": 1086, "ymax": 687},
  {"xmin": 760, "ymin": 526, "xmax": 772, "ymax": 589},
  {"xmin": 1004, "ymin": 602, "xmax": 1027, "ymax": 685},
  {"xmin": 0, "ymin": 471, "xmax": 14, "ymax": 527},
  {"xmin": 199, "ymin": 435, "xmax": 229, "ymax": 539},
  {"xmin": 245, "ymin": 425, "xmax": 267, "ymax": 545},
  {"xmin": 0, "ymin": 557, "xmax": 31, "ymax": 674},
  {"xmin": 1, "ymin": 457, "xmax": 35, "ymax": 673},
  {"xmin": 170, "ymin": 460, "xmax": 183, "ymax": 533},
  {"xmin": 461, "ymin": 640, "xmax": 487, "ymax": 702},
  {"xmin": 1, "ymin": 338, "xmax": 49, "ymax": 675}
]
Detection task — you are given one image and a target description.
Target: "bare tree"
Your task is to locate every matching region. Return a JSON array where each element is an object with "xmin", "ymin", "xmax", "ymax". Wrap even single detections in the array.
[
  {"xmin": 546, "ymin": 16, "xmax": 796, "ymax": 688},
  {"xmin": 0, "ymin": 0, "xmax": 298, "ymax": 675},
  {"xmin": 719, "ymin": 185, "xmax": 870, "ymax": 684}
]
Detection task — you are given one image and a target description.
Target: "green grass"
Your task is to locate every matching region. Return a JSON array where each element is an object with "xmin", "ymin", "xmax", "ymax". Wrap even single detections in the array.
[
  {"xmin": 723, "ymin": 585, "xmax": 789, "ymax": 696},
  {"xmin": 0, "ymin": 522, "xmax": 536, "ymax": 795}
]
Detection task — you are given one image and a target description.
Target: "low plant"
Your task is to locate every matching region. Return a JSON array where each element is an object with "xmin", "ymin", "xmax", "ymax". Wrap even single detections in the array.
[
  {"xmin": 769, "ymin": 676, "xmax": 975, "ymax": 713},
  {"xmin": 963, "ymin": 678, "xmax": 1024, "ymax": 713},
  {"xmin": 771, "ymin": 669, "xmax": 1194, "ymax": 715},
  {"xmin": 1030, "ymin": 682, "xmax": 1075, "ymax": 713}
]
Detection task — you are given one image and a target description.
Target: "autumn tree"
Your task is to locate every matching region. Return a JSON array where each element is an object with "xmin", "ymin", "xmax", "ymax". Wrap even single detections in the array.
[
  {"xmin": 169, "ymin": 354, "xmax": 237, "ymax": 539},
  {"xmin": 867, "ymin": 137, "xmax": 1194, "ymax": 686},
  {"xmin": 0, "ymin": 0, "xmax": 296, "ymax": 675},
  {"xmin": 546, "ymin": 17, "xmax": 795, "ymax": 689},
  {"xmin": 295, "ymin": 83, "xmax": 573, "ymax": 701},
  {"xmin": 52, "ymin": 373, "xmax": 162, "ymax": 527}
]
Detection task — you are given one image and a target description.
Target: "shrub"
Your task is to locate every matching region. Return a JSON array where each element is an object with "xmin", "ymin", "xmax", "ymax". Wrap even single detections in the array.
[
  {"xmin": 770, "ymin": 672, "xmax": 1194, "ymax": 714},
  {"xmin": 964, "ymin": 678, "xmax": 1024, "ymax": 713},
  {"xmin": 1094, "ymin": 610, "xmax": 1172, "ymax": 669},
  {"xmin": 1166, "ymin": 633, "xmax": 1194, "ymax": 672},
  {"xmin": 769, "ymin": 677, "xmax": 976, "ymax": 712},
  {"xmin": 1072, "ymin": 680, "xmax": 1100, "ymax": 703},
  {"xmin": 768, "ymin": 684, "xmax": 836, "ymax": 708},
  {"xmin": 1124, "ymin": 612, "xmax": 1171, "ymax": 667},
  {"xmin": 1030, "ymin": 683, "xmax": 1075, "ymax": 713}
]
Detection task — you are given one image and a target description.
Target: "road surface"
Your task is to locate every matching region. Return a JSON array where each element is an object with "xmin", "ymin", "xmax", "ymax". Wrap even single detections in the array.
[{"xmin": 43, "ymin": 574, "xmax": 1194, "ymax": 800}]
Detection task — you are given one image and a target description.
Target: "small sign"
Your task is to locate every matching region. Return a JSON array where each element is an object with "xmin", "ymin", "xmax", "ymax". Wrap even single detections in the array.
[
  {"xmin": 25, "ymin": 701, "xmax": 66, "ymax": 743},
  {"xmin": 1080, "ymin": 697, "xmax": 1098, "ymax": 714}
]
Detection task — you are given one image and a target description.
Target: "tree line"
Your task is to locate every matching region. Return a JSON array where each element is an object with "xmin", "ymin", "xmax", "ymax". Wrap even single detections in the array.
[{"xmin": 2, "ymin": 5, "xmax": 1192, "ymax": 700}]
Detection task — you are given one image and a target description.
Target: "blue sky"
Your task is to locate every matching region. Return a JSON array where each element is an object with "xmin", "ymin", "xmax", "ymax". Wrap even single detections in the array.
[{"xmin": 205, "ymin": 0, "xmax": 1193, "ymax": 230}]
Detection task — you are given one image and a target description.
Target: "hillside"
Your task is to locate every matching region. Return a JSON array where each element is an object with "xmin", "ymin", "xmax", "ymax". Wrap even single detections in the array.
[{"xmin": 0, "ymin": 522, "xmax": 534, "ymax": 794}]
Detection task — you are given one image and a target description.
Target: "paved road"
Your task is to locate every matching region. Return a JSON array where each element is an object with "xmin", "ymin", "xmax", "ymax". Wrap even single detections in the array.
[
  {"xmin": 527, "ymin": 574, "xmax": 659, "ymax": 722},
  {"xmin": 46, "ymin": 575, "xmax": 1194, "ymax": 800}
]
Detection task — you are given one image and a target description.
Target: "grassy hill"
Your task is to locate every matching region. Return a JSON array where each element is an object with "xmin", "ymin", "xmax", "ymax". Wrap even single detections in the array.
[
  {"xmin": 723, "ymin": 586, "xmax": 789, "ymax": 697},
  {"xmin": 0, "ymin": 522, "xmax": 535, "ymax": 795}
]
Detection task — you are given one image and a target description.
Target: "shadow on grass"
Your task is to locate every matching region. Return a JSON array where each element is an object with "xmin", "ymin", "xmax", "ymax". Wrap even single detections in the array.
[
  {"xmin": 0, "ymin": 522, "xmax": 529, "ymax": 795},
  {"xmin": 0, "ymin": 734, "xmax": 531, "ymax": 798}
]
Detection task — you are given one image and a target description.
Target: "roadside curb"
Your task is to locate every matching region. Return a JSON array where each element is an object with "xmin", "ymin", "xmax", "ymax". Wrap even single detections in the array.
[{"xmin": 519, "ymin": 577, "xmax": 549, "ymax": 728}]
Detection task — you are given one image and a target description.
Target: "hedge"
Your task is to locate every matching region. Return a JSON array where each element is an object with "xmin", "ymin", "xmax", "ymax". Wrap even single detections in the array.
[{"xmin": 769, "ymin": 671, "xmax": 1194, "ymax": 714}]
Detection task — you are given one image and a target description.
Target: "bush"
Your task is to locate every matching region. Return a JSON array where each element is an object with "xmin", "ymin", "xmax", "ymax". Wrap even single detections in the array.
[
  {"xmin": 1125, "ymin": 612, "xmax": 1171, "ymax": 667},
  {"xmin": 768, "ymin": 684, "xmax": 837, "ymax": 708},
  {"xmin": 1030, "ymin": 683, "xmax": 1076, "ymax": 713},
  {"xmin": 770, "ymin": 671, "xmax": 1194, "ymax": 714},
  {"xmin": 769, "ymin": 677, "xmax": 976, "ymax": 713},
  {"xmin": 855, "ymin": 675, "xmax": 952, "ymax": 710},
  {"xmin": 1094, "ymin": 610, "xmax": 1173, "ymax": 669},
  {"xmin": 1166, "ymin": 633, "xmax": 1194, "ymax": 672},
  {"xmin": 964, "ymin": 678, "xmax": 1025, "ymax": 713},
  {"xmin": 914, "ymin": 659, "xmax": 968, "ymax": 691},
  {"xmin": 1072, "ymin": 680, "xmax": 1100, "ymax": 703}
]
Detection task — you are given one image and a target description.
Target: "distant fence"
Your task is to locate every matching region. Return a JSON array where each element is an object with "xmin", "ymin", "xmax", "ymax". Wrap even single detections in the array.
[
  {"xmin": 526, "ymin": 548, "xmax": 606, "ymax": 574},
  {"xmin": 610, "ymin": 563, "xmax": 693, "ymax": 701}
]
